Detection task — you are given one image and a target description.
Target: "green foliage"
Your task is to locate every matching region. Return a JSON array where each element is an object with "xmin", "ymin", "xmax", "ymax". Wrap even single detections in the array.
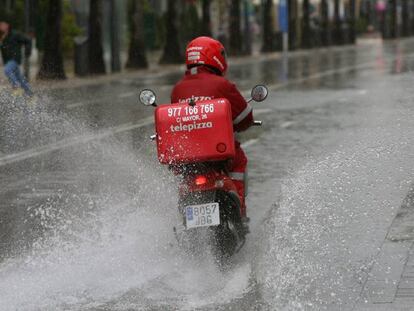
[
  {"xmin": 156, "ymin": 13, "xmax": 167, "ymax": 50},
  {"xmin": 61, "ymin": 0, "xmax": 82, "ymax": 57},
  {"xmin": 144, "ymin": 7, "xmax": 158, "ymax": 50},
  {"xmin": 127, "ymin": 0, "xmax": 161, "ymax": 50},
  {"xmin": 179, "ymin": 3, "xmax": 200, "ymax": 46},
  {"xmin": 0, "ymin": 0, "xmax": 24, "ymax": 30},
  {"xmin": 4, "ymin": 0, "xmax": 81, "ymax": 56},
  {"xmin": 36, "ymin": 0, "xmax": 82, "ymax": 56}
]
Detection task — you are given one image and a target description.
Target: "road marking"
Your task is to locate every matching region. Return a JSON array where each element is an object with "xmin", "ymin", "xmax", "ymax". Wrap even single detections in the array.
[
  {"xmin": 254, "ymin": 108, "xmax": 272, "ymax": 115},
  {"xmin": 63, "ymin": 52, "xmax": 414, "ymax": 110},
  {"xmin": 357, "ymin": 89, "xmax": 368, "ymax": 95},
  {"xmin": 269, "ymin": 62, "xmax": 375, "ymax": 91},
  {"xmin": 0, "ymin": 116, "xmax": 154, "ymax": 167},
  {"xmin": 241, "ymin": 139, "xmax": 259, "ymax": 149},
  {"xmin": 67, "ymin": 99, "xmax": 98, "ymax": 110},
  {"xmin": 160, "ymin": 85, "xmax": 173, "ymax": 91},
  {"xmin": 66, "ymin": 91, "xmax": 139, "ymax": 110},
  {"xmin": 118, "ymin": 91, "xmax": 135, "ymax": 99},
  {"xmin": 241, "ymin": 119, "xmax": 296, "ymax": 150},
  {"xmin": 280, "ymin": 121, "xmax": 295, "ymax": 129},
  {"xmin": 1, "ymin": 53, "xmax": 411, "ymax": 166}
]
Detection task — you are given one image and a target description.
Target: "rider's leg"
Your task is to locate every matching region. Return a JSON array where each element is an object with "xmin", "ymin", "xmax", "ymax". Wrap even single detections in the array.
[{"xmin": 230, "ymin": 145, "xmax": 248, "ymax": 218}]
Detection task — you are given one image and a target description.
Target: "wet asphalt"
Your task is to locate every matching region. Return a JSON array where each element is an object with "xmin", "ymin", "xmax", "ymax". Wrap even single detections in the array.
[{"xmin": 1, "ymin": 38, "xmax": 414, "ymax": 310}]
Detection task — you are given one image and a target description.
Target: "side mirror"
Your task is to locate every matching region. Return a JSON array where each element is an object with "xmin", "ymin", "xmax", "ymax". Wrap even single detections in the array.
[
  {"xmin": 139, "ymin": 89, "xmax": 157, "ymax": 106},
  {"xmin": 251, "ymin": 85, "xmax": 268, "ymax": 102}
]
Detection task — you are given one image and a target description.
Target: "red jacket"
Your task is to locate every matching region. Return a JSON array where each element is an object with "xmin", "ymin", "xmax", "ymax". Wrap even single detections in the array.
[{"xmin": 171, "ymin": 66, "xmax": 253, "ymax": 132}]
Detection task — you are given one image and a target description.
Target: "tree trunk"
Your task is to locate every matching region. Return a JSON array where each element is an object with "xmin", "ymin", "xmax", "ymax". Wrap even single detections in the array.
[
  {"xmin": 402, "ymin": 0, "xmax": 409, "ymax": 37},
  {"xmin": 320, "ymin": 0, "xmax": 330, "ymax": 46},
  {"xmin": 126, "ymin": 0, "xmax": 148, "ymax": 69},
  {"xmin": 261, "ymin": 0, "xmax": 274, "ymax": 52},
  {"xmin": 37, "ymin": 0, "xmax": 66, "ymax": 80},
  {"xmin": 333, "ymin": 0, "xmax": 342, "ymax": 45},
  {"xmin": 302, "ymin": 0, "xmax": 312, "ymax": 48},
  {"xmin": 160, "ymin": 0, "xmax": 182, "ymax": 64},
  {"xmin": 201, "ymin": 0, "xmax": 212, "ymax": 36},
  {"xmin": 242, "ymin": 0, "xmax": 251, "ymax": 54},
  {"xmin": 110, "ymin": 0, "xmax": 121, "ymax": 72},
  {"xmin": 388, "ymin": 0, "xmax": 397, "ymax": 38},
  {"xmin": 411, "ymin": 0, "xmax": 414, "ymax": 36},
  {"xmin": 88, "ymin": 0, "xmax": 106, "ymax": 74},
  {"xmin": 229, "ymin": 0, "xmax": 243, "ymax": 55},
  {"xmin": 288, "ymin": 0, "xmax": 298, "ymax": 50},
  {"xmin": 349, "ymin": 0, "xmax": 356, "ymax": 43},
  {"xmin": 180, "ymin": 1, "xmax": 200, "ymax": 45}
]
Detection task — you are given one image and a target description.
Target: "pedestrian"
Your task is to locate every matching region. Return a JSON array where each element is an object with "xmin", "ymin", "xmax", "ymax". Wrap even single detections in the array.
[{"xmin": 0, "ymin": 21, "xmax": 33, "ymax": 97}]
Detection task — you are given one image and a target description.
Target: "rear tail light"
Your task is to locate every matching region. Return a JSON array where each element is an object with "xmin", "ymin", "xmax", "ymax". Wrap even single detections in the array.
[{"xmin": 195, "ymin": 175, "xmax": 207, "ymax": 186}]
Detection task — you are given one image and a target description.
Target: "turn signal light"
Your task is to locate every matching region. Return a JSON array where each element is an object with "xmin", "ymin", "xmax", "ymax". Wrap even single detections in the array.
[{"xmin": 195, "ymin": 175, "xmax": 207, "ymax": 186}]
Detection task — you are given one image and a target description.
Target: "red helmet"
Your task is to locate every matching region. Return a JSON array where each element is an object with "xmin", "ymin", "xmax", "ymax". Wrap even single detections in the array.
[{"xmin": 186, "ymin": 36, "xmax": 228, "ymax": 75}]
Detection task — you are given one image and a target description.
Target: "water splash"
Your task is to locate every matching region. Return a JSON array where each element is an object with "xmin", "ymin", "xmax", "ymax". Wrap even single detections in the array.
[
  {"xmin": 252, "ymin": 76, "xmax": 414, "ymax": 310},
  {"xmin": 0, "ymin": 93, "xmax": 252, "ymax": 310}
]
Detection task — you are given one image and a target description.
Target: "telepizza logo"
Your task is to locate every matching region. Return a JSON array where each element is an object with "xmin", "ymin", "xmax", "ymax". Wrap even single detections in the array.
[{"xmin": 170, "ymin": 121, "xmax": 213, "ymax": 133}]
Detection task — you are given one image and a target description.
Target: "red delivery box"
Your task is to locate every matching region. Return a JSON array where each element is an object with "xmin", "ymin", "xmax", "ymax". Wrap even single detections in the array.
[{"xmin": 155, "ymin": 98, "xmax": 236, "ymax": 164}]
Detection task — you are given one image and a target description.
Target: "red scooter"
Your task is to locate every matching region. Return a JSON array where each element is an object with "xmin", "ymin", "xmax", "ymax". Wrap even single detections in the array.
[{"xmin": 139, "ymin": 85, "xmax": 268, "ymax": 264}]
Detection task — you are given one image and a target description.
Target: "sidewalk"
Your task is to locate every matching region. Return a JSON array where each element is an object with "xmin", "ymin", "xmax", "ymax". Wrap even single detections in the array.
[
  {"xmin": 0, "ymin": 39, "xmax": 381, "ymax": 93},
  {"xmin": 0, "ymin": 49, "xmax": 186, "ymax": 91},
  {"xmin": 356, "ymin": 186, "xmax": 414, "ymax": 310}
]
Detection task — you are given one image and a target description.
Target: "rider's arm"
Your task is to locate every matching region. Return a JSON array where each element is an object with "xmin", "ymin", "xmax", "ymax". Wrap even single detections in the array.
[{"xmin": 221, "ymin": 81, "xmax": 253, "ymax": 132}]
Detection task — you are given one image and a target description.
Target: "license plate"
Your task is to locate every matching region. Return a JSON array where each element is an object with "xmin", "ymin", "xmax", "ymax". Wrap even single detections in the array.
[{"xmin": 185, "ymin": 203, "xmax": 220, "ymax": 229}]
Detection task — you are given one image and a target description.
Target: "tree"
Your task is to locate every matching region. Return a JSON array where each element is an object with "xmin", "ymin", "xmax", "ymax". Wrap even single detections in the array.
[
  {"xmin": 411, "ymin": 0, "xmax": 414, "ymax": 36},
  {"xmin": 109, "ymin": 0, "xmax": 121, "ymax": 72},
  {"xmin": 0, "ymin": 0, "xmax": 24, "ymax": 30},
  {"xmin": 302, "ymin": 0, "xmax": 312, "ymax": 48},
  {"xmin": 201, "ymin": 0, "xmax": 212, "ymax": 36},
  {"xmin": 242, "ymin": 0, "xmax": 252, "ymax": 54},
  {"xmin": 261, "ymin": 0, "xmax": 274, "ymax": 52},
  {"xmin": 333, "ymin": 0, "xmax": 343, "ymax": 45},
  {"xmin": 159, "ymin": 0, "xmax": 182, "ymax": 64},
  {"xmin": 348, "ymin": 0, "xmax": 356, "ymax": 43},
  {"xmin": 38, "ymin": 0, "xmax": 66, "ymax": 80},
  {"xmin": 388, "ymin": 0, "xmax": 397, "ymax": 38},
  {"xmin": 126, "ymin": 0, "xmax": 148, "ymax": 69},
  {"xmin": 180, "ymin": 1, "xmax": 200, "ymax": 45},
  {"xmin": 229, "ymin": 0, "xmax": 243, "ymax": 55},
  {"xmin": 401, "ymin": 0, "xmax": 409, "ymax": 37},
  {"xmin": 320, "ymin": 0, "xmax": 330, "ymax": 46},
  {"xmin": 88, "ymin": 0, "xmax": 105, "ymax": 74},
  {"xmin": 288, "ymin": 0, "xmax": 298, "ymax": 50}
]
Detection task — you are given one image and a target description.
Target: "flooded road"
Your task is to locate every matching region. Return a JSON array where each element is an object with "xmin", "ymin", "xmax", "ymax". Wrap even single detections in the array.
[{"xmin": 1, "ymin": 38, "xmax": 414, "ymax": 310}]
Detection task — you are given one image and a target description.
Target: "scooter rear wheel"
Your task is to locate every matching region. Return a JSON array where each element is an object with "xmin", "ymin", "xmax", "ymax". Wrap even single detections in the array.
[{"xmin": 210, "ymin": 194, "xmax": 245, "ymax": 267}]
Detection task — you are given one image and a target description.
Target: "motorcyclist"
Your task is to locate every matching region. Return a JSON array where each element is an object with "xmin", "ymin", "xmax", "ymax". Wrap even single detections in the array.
[{"xmin": 171, "ymin": 36, "xmax": 253, "ymax": 226}]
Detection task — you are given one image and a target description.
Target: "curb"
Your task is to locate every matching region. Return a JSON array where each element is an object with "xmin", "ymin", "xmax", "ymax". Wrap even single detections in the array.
[{"xmin": 0, "ymin": 40, "xmax": 383, "ymax": 93}]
